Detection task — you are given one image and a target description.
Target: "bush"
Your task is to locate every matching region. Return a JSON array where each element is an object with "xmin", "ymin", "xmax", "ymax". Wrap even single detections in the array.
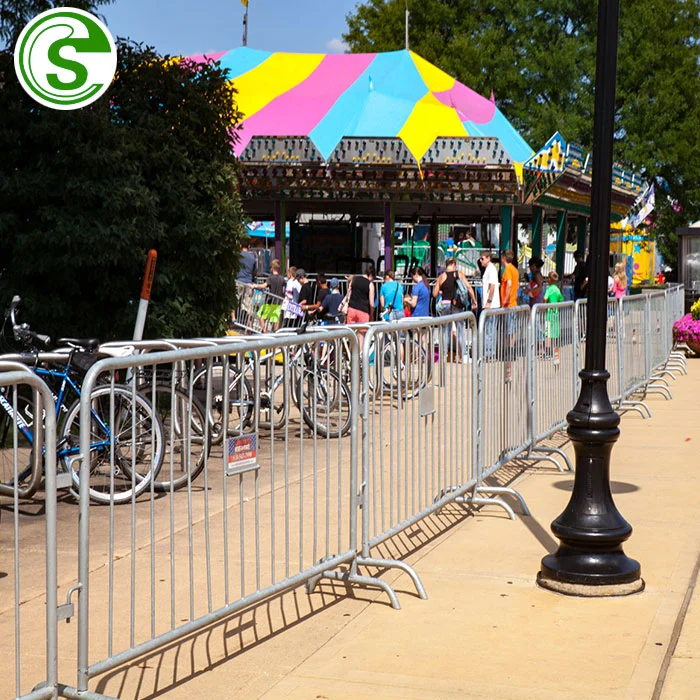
[{"xmin": 0, "ymin": 40, "xmax": 245, "ymax": 342}]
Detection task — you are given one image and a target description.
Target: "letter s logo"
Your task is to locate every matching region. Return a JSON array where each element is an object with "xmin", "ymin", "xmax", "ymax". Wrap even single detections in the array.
[{"xmin": 14, "ymin": 8, "xmax": 116, "ymax": 110}]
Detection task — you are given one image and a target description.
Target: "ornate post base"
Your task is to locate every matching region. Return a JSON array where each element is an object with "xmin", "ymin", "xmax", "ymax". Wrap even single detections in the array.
[{"xmin": 537, "ymin": 369, "xmax": 644, "ymax": 597}]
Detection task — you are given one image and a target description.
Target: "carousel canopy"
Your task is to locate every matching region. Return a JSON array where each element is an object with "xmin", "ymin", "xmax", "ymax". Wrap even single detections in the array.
[{"xmin": 188, "ymin": 48, "xmax": 534, "ymax": 171}]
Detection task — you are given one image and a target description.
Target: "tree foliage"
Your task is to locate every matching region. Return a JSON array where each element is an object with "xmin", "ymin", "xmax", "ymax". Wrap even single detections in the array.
[
  {"xmin": 0, "ymin": 0, "xmax": 114, "ymax": 47},
  {"xmin": 0, "ymin": 38, "xmax": 245, "ymax": 341},
  {"xmin": 345, "ymin": 0, "xmax": 700, "ymax": 270}
]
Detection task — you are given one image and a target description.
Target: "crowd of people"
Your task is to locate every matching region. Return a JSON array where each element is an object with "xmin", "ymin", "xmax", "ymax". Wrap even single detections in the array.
[{"xmin": 236, "ymin": 237, "xmax": 629, "ymax": 340}]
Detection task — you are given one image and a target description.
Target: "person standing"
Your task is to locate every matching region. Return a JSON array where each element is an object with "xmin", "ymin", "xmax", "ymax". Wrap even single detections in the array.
[
  {"xmin": 433, "ymin": 258, "xmax": 477, "ymax": 361},
  {"xmin": 296, "ymin": 269, "xmax": 315, "ymax": 320},
  {"xmin": 544, "ymin": 271, "xmax": 565, "ymax": 365},
  {"xmin": 500, "ymin": 250, "xmax": 519, "ymax": 381},
  {"xmin": 570, "ymin": 250, "xmax": 589, "ymax": 300},
  {"xmin": 408, "ymin": 266, "xmax": 431, "ymax": 318},
  {"xmin": 479, "ymin": 252, "xmax": 500, "ymax": 358},
  {"xmin": 282, "ymin": 265, "xmax": 302, "ymax": 327},
  {"xmin": 320, "ymin": 278, "xmax": 344, "ymax": 324},
  {"xmin": 346, "ymin": 264, "xmax": 376, "ymax": 350},
  {"xmin": 257, "ymin": 258, "xmax": 285, "ymax": 331},
  {"xmin": 612, "ymin": 262, "xmax": 628, "ymax": 299},
  {"xmin": 379, "ymin": 270, "xmax": 404, "ymax": 322},
  {"xmin": 527, "ymin": 257, "xmax": 545, "ymax": 307},
  {"xmin": 236, "ymin": 238, "xmax": 258, "ymax": 284}
]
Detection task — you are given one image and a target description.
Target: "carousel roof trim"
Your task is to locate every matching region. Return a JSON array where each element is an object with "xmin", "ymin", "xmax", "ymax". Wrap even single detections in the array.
[{"xmin": 190, "ymin": 47, "xmax": 534, "ymax": 167}]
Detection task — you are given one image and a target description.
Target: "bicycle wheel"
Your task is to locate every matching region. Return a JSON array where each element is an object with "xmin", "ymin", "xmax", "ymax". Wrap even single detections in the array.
[
  {"xmin": 297, "ymin": 367, "xmax": 352, "ymax": 438},
  {"xmin": 0, "ymin": 388, "xmax": 39, "ymax": 499},
  {"xmin": 61, "ymin": 385, "xmax": 165, "ymax": 504},
  {"xmin": 384, "ymin": 334, "xmax": 430, "ymax": 399},
  {"xmin": 191, "ymin": 364, "xmax": 254, "ymax": 445},
  {"xmin": 146, "ymin": 385, "xmax": 210, "ymax": 492}
]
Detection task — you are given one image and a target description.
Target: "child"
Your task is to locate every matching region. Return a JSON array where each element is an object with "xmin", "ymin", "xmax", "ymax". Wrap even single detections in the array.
[
  {"xmin": 403, "ymin": 294, "xmax": 413, "ymax": 318},
  {"xmin": 544, "ymin": 271, "xmax": 564, "ymax": 364}
]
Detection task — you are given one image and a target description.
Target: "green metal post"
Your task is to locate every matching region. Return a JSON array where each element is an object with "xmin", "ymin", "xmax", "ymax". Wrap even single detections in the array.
[
  {"xmin": 500, "ymin": 205, "xmax": 513, "ymax": 253},
  {"xmin": 532, "ymin": 206, "xmax": 544, "ymax": 258},
  {"xmin": 577, "ymin": 215, "xmax": 588, "ymax": 253}
]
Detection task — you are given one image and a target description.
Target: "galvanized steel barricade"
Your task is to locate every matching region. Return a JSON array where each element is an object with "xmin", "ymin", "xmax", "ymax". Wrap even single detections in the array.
[
  {"xmin": 618, "ymin": 295, "xmax": 653, "ymax": 416},
  {"xmin": 69, "ymin": 328, "xmax": 359, "ymax": 696},
  {"xmin": 476, "ymin": 307, "xmax": 532, "ymax": 517},
  {"xmin": 347, "ymin": 312, "xmax": 477, "ymax": 607},
  {"xmin": 575, "ymin": 298, "xmax": 624, "ymax": 406},
  {"xmin": 0, "ymin": 367, "xmax": 59, "ymax": 700},
  {"xmin": 527, "ymin": 302, "xmax": 576, "ymax": 470}
]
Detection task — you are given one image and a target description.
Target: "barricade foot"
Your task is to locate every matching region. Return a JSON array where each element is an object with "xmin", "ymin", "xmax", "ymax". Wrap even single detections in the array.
[
  {"xmin": 474, "ymin": 485, "xmax": 531, "ymax": 517},
  {"xmin": 306, "ymin": 568, "xmax": 402, "ymax": 610},
  {"xmin": 357, "ymin": 556, "xmax": 428, "ymax": 601},
  {"xmin": 58, "ymin": 684, "xmax": 119, "ymax": 700},
  {"xmin": 465, "ymin": 495, "xmax": 516, "ymax": 520},
  {"xmin": 645, "ymin": 384, "xmax": 673, "ymax": 400},
  {"xmin": 526, "ymin": 446, "xmax": 573, "ymax": 472},
  {"xmin": 619, "ymin": 399, "xmax": 652, "ymax": 419}
]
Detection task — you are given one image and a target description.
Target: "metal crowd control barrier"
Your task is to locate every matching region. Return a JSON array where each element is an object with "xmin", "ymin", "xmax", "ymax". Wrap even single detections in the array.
[
  {"xmin": 527, "ymin": 302, "xmax": 576, "ymax": 470},
  {"xmin": 344, "ymin": 312, "xmax": 477, "ymax": 607},
  {"xmin": 476, "ymin": 307, "xmax": 533, "ymax": 516},
  {"xmin": 69, "ymin": 328, "xmax": 359, "ymax": 696},
  {"xmin": 2, "ymin": 285, "xmax": 688, "ymax": 695},
  {"xmin": 576, "ymin": 298, "xmax": 624, "ymax": 406},
  {"xmin": 0, "ymin": 367, "xmax": 59, "ymax": 700},
  {"xmin": 234, "ymin": 281, "xmax": 301, "ymax": 333}
]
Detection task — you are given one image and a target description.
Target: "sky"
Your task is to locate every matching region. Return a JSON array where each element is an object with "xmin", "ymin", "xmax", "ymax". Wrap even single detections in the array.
[{"xmin": 101, "ymin": 0, "xmax": 361, "ymax": 57}]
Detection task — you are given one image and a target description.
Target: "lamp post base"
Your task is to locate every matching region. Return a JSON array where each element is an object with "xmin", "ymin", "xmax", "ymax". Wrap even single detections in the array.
[
  {"xmin": 537, "ymin": 572, "xmax": 644, "ymax": 597},
  {"xmin": 538, "ymin": 368, "xmax": 644, "ymax": 597}
]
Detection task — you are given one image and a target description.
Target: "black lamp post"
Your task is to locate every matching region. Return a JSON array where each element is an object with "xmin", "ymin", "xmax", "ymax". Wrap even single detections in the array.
[{"xmin": 537, "ymin": 0, "xmax": 644, "ymax": 596}]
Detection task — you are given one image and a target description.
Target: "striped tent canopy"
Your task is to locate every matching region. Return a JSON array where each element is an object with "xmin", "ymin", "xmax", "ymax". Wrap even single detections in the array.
[{"xmin": 188, "ymin": 48, "xmax": 534, "ymax": 173}]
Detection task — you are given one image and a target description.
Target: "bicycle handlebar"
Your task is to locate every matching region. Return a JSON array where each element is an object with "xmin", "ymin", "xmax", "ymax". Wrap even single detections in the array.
[{"xmin": 6, "ymin": 295, "xmax": 52, "ymax": 349}]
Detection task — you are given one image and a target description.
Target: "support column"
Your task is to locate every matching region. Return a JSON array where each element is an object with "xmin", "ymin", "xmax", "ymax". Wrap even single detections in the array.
[
  {"xmin": 274, "ymin": 200, "xmax": 286, "ymax": 271},
  {"xmin": 430, "ymin": 213, "xmax": 438, "ymax": 276},
  {"xmin": 538, "ymin": 0, "xmax": 642, "ymax": 598},
  {"xmin": 555, "ymin": 210, "xmax": 567, "ymax": 278},
  {"xmin": 531, "ymin": 206, "xmax": 544, "ymax": 258},
  {"xmin": 577, "ymin": 215, "xmax": 588, "ymax": 254},
  {"xmin": 384, "ymin": 202, "xmax": 395, "ymax": 271},
  {"xmin": 500, "ymin": 205, "xmax": 514, "ymax": 253}
]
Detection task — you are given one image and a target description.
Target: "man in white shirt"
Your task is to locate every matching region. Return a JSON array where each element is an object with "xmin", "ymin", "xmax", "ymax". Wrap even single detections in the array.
[
  {"xmin": 479, "ymin": 252, "xmax": 500, "ymax": 358},
  {"xmin": 480, "ymin": 253, "xmax": 500, "ymax": 310}
]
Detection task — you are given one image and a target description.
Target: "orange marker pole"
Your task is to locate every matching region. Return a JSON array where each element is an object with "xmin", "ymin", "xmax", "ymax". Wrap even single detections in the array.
[{"xmin": 133, "ymin": 249, "xmax": 157, "ymax": 341}]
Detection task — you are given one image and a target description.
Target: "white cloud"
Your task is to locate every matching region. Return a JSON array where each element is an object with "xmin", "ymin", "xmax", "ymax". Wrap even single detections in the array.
[{"xmin": 326, "ymin": 38, "xmax": 348, "ymax": 54}]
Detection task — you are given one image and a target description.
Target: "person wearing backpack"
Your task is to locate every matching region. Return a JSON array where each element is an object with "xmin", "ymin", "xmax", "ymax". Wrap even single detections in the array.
[{"xmin": 433, "ymin": 258, "xmax": 477, "ymax": 362}]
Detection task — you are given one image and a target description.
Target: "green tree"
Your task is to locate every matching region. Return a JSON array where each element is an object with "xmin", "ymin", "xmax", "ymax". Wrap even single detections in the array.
[
  {"xmin": 345, "ymin": 0, "xmax": 700, "ymax": 271},
  {"xmin": 0, "ymin": 39, "xmax": 245, "ymax": 341},
  {"xmin": 0, "ymin": 0, "xmax": 113, "ymax": 46}
]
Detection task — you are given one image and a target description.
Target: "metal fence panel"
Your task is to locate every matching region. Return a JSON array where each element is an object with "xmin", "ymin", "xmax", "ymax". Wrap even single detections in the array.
[
  {"xmin": 0, "ymin": 369, "xmax": 58, "ymax": 700},
  {"xmin": 360, "ymin": 312, "xmax": 477, "ymax": 553},
  {"xmin": 648, "ymin": 292, "xmax": 668, "ymax": 373},
  {"xmin": 529, "ymin": 302, "xmax": 577, "ymax": 444},
  {"xmin": 477, "ymin": 307, "xmax": 531, "ymax": 479},
  {"xmin": 575, "ymin": 299, "xmax": 623, "ymax": 404},
  {"xmin": 620, "ymin": 296, "xmax": 648, "ymax": 398},
  {"xmin": 74, "ymin": 329, "xmax": 359, "ymax": 688}
]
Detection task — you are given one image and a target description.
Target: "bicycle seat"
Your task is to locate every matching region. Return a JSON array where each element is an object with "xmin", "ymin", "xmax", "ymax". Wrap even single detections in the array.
[{"xmin": 57, "ymin": 337, "xmax": 101, "ymax": 351}]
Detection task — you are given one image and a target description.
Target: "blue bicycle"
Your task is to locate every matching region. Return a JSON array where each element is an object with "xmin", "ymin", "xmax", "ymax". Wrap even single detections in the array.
[{"xmin": 0, "ymin": 297, "xmax": 165, "ymax": 503}]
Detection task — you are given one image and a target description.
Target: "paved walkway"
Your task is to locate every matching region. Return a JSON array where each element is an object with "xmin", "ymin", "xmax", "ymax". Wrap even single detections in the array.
[
  {"xmin": 6, "ymin": 357, "xmax": 698, "ymax": 699},
  {"xmin": 96, "ymin": 355, "xmax": 697, "ymax": 700}
]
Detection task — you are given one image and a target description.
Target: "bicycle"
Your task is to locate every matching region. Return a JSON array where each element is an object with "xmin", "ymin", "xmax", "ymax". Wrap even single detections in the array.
[
  {"xmin": 0, "ymin": 296, "xmax": 166, "ymax": 503},
  {"xmin": 190, "ymin": 324, "xmax": 352, "ymax": 439}
]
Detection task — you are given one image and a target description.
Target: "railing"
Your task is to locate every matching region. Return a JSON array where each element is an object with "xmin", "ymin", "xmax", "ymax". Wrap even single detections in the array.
[{"xmin": 0, "ymin": 286, "xmax": 688, "ymax": 698}]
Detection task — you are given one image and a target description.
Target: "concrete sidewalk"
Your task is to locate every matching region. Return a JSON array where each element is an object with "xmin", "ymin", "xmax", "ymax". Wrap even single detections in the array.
[{"xmin": 88, "ymin": 356, "xmax": 700, "ymax": 699}]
